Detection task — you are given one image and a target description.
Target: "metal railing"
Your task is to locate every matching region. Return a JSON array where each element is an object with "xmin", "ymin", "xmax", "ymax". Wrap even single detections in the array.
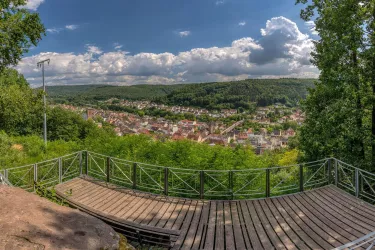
[
  {"xmin": 2, "ymin": 151, "xmax": 375, "ymax": 202},
  {"xmin": 84, "ymin": 151, "xmax": 333, "ymax": 200},
  {"xmin": 0, "ymin": 151, "xmax": 82, "ymax": 192}
]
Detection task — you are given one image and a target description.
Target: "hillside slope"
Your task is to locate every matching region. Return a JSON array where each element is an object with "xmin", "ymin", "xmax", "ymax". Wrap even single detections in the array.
[{"xmin": 46, "ymin": 79, "xmax": 315, "ymax": 109}]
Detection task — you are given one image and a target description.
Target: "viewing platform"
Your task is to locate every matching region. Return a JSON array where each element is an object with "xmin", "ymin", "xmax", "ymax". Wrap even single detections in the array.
[{"xmin": 2, "ymin": 151, "xmax": 375, "ymax": 249}]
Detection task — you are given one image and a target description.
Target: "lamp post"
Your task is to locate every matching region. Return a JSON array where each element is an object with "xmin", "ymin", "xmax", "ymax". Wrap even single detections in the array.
[{"xmin": 37, "ymin": 59, "xmax": 50, "ymax": 146}]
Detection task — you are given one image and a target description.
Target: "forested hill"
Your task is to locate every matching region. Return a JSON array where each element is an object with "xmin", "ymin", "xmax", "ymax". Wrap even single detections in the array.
[
  {"xmin": 45, "ymin": 84, "xmax": 186, "ymax": 104},
  {"xmin": 46, "ymin": 79, "xmax": 315, "ymax": 109},
  {"xmin": 155, "ymin": 79, "xmax": 315, "ymax": 109}
]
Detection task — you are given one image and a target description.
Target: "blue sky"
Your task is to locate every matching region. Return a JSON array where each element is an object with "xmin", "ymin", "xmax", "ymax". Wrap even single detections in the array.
[{"xmin": 19, "ymin": 0, "xmax": 318, "ymax": 86}]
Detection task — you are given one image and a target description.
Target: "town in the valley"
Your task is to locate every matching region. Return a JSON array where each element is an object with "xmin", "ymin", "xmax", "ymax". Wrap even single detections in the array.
[{"xmin": 58, "ymin": 99, "xmax": 303, "ymax": 154}]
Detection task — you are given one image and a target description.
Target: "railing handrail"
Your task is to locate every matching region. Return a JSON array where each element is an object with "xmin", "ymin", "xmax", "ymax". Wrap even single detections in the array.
[
  {"xmin": 2, "ymin": 150, "xmax": 374, "ymax": 202},
  {"xmin": 86, "ymin": 150, "xmax": 330, "ymax": 172}
]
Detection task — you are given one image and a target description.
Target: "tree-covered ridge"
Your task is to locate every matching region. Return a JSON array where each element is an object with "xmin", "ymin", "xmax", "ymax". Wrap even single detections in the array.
[
  {"xmin": 47, "ymin": 79, "xmax": 314, "ymax": 110},
  {"xmin": 154, "ymin": 79, "xmax": 315, "ymax": 109},
  {"xmin": 46, "ymin": 84, "xmax": 186, "ymax": 104}
]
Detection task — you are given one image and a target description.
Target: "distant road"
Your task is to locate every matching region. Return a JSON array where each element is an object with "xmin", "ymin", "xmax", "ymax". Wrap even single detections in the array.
[{"xmin": 221, "ymin": 120, "xmax": 244, "ymax": 135}]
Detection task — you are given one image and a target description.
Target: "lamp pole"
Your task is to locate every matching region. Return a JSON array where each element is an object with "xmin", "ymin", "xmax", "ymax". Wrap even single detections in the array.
[{"xmin": 37, "ymin": 59, "xmax": 50, "ymax": 146}]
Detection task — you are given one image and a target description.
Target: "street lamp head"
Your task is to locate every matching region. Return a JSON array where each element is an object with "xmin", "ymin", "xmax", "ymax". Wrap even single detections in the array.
[{"xmin": 37, "ymin": 59, "xmax": 51, "ymax": 68}]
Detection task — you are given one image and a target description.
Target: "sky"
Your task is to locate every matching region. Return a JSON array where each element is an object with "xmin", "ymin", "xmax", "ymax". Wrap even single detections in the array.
[{"xmin": 17, "ymin": 0, "xmax": 319, "ymax": 87}]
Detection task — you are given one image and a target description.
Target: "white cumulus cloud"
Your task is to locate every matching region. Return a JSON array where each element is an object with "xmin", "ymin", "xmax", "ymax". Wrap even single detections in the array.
[
  {"xmin": 238, "ymin": 22, "xmax": 246, "ymax": 26},
  {"xmin": 18, "ymin": 16, "xmax": 318, "ymax": 86},
  {"xmin": 179, "ymin": 31, "xmax": 191, "ymax": 37},
  {"xmin": 305, "ymin": 21, "xmax": 319, "ymax": 35},
  {"xmin": 65, "ymin": 25, "xmax": 79, "ymax": 30},
  {"xmin": 23, "ymin": 0, "xmax": 44, "ymax": 11}
]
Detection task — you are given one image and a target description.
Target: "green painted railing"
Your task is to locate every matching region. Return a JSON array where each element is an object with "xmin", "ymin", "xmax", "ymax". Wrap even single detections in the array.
[{"xmin": 1, "ymin": 150, "xmax": 375, "ymax": 202}]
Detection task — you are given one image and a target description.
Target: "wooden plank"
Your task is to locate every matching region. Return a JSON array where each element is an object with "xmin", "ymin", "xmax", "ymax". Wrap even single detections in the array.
[
  {"xmin": 327, "ymin": 186, "xmax": 375, "ymax": 213},
  {"xmin": 203, "ymin": 201, "xmax": 217, "ymax": 250},
  {"xmin": 82, "ymin": 188, "xmax": 114, "ymax": 206},
  {"xmin": 172, "ymin": 200, "xmax": 198, "ymax": 249},
  {"xmin": 147, "ymin": 198, "xmax": 174, "ymax": 227},
  {"xmin": 139, "ymin": 198, "xmax": 168, "ymax": 225},
  {"xmin": 228, "ymin": 201, "xmax": 246, "ymax": 250},
  {"xmin": 281, "ymin": 196, "xmax": 341, "ymax": 248},
  {"xmin": 91, "ymin": 189, "xmax": 120, "ymax": 209},
  {"xmin": 238, "ymin": 200, "xmax": 262, "ymax": 249},
  {"xmin": 164, "ymin": 199, "xmax": 186, "ymax": 229},
  {"xmin": 125, "ymin": 194, "xmax": 157, "ymax": 221},
  {"xmin": 311, "ymin": 189, "xmax": 375, "ymax": 231},
  {"xmin": 74, "ymin": 184, "xmax": 108, "ymax": 203},
  {"xmin": 322, "ymin": 187, "xmax": 375, "ymax": 220},
  {"xmin": 215, "ymin": 201, "xmax": 225, "ymax": 250},
  {"xmin": 118, "ymin": 195, "xmax": 151, "ymax": 219},
  {"xmin": 172, "ymin": 199, "xmax": 193, "ymax": 230},
  {"xmin": 283, "ymin": 195, "xmax": 347, "ymax": 245},
  {"xmin": 191, "ymin": 201, "xmax": 210, "ymax": 249},
  {"xmin": 107, "ymin": 191, "xmax": 139, "ymax": 216},
  {"xmin": 156, "ymin": 199, "xmax": 180, "ymax": 228},
  {"xmin": 295, "ymin": 193, "xmax": 364, "ymax": 238},
  {"xmin": 270, "ymin": 198, "xmax": 327, "ymax": 250},
  {"xmin": 179, "ymin": 201, "xmax": 203, "ymax": 249},
  {"xmin": 252, "ymin": 200, "xmax": 286, "ymax": 250},
  {"xmin": 263, "ymin": 199, "xmax": 309, "ymax": 250},
  {"xmin": 223, "ymin": 201, "xmax": 235, "ymax": 250},
  {"xmin": 133, "ymin": 197, "xmax": 164, "ymax": 224},
  {"xmin": 62, "ymin": 180, "xmax": 100, "ymax": 199},
  {"xmin": 97, "ymin": 191, "xmax": 127, "ymax": 212}
]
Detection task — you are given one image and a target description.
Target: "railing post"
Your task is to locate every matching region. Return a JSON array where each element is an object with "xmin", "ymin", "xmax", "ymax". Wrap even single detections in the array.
[
  {"xmin": 132, "ymin": 163, "xmax": 137, "ymax": 189},
  {"xmin": 58, "ymin": 158, "xmax": 62, "ymax": 183},
  {"xmin": 299, "ymin": 165, "xmax": 304, "ymax": 192},
  {"xmin": 229, "ymin": 171, "xmax": 233, "ymax": 200},
  {"xmin": 164, "ymin": 168, "xmax": 169, "ymax": 196},
  {"xmin": 33, "ymin": 164, "xmax": 38, "ymax": 191},
  {"xmin": 266, "ymin": 168, "xmax": 270, "ymax": 198},
  {"xmin": 200, "ymin": 170, "xmax": 204, "ymax": 200},
  {"xmin": 79, "ymin": 151, "xmax": 83, "ymax": 176},
  {"xmin": 334, "ymin": 159, "xmax": 338, "ymax": 186},
  {"xmin": 355, "ymin": 168, "xmax": 360, "ymax": 198},
  {"xmin": 4, "ymin": 169, "xmax": 8, "ymax": 183},
  {"xmin": 327, "ymin": 159, "xmax": 332, "ymax": 184},
  {"xmin": 106, "ymin": 157, "xmax": 110, "ymax": 183},
  {"xmin": 85, "ymin": 151, "xmax": 89, "ymax": 176}
]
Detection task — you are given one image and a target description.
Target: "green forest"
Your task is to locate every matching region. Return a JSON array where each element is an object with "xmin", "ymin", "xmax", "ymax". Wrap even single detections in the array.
[
  {"xmin": 47, "ymin": 79, "xmax": 314, "ymax": 110},
  {"xmin": 154, "ymin": 79, "xmax": 314, "ymax": 109}
]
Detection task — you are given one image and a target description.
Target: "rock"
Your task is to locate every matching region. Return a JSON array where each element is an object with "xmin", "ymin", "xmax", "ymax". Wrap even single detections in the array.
[{"xmin": 0, "ymin": 186, "xmax": 119, "ymax": 250}]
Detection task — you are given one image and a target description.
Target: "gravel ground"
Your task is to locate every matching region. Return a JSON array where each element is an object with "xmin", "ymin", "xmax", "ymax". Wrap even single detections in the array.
[{"xmin": 0, "ymin": 185, "xmax": 120, "ymax": 250}]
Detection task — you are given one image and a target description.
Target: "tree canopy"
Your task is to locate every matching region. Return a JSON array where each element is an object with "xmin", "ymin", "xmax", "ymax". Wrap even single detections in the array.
[
  {"xmin": 0, "ymin": 0, "xmax": 45, "ymax": 71},
  {"xmin": 296, "ymin": 0, "xmax": 375, "ymax": 169}
]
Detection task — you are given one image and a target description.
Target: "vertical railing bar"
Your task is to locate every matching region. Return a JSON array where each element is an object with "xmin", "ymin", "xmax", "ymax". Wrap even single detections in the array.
[
  {"xmin": 132, "ymin": 163, "xmax": 137, "ymax": 189},
  {"xmin": 164, "ymin": 168, "xmax": 169, "ymax": 196},
  {"xmin": 229, "ymin": 170, "xmax": 233, "ymax": 200},
  {"xmin": 355, "ymin": 168, "xmax": 359, "ymax": 198},
  {"xmin": 106, "ymin": 157, "xmax": 110, "ymax": 183},
  {"xmin": 79, "ymin": 151, "xmax": 83, "ymax": 176},
  {"xmin": 34, "ymin": 164, "xmax": 38, "ymax": 191},
  {"xmin": 266, "ymin": 168, "xmax": 270, "ymax": 198},
  {"xmin": 328, "ymin": 159, "xmax": 332, "ymax": 184},
  {"xmin": 300, "ymin": 164, "xmax": 304, "ymax": 192},
  {"xmin": 200, "ymin": 170, "xmax": 204, "ymax": 200},
  {"xmin": 58, "ymin": 157, "xmax": 62, "ymax": 183},
  {"xmin": 85, "ymin": 151, "xmax": 89, "ymax": 176},
  {"xmin": 334, "ymin": 159, "xmax": 338, "ymax": 186}
]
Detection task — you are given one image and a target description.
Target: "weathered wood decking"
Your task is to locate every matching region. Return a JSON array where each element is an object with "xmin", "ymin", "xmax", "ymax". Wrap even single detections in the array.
[{"xmin": 55, "ymin": 177, "xmax": 375, "ymax": 249}]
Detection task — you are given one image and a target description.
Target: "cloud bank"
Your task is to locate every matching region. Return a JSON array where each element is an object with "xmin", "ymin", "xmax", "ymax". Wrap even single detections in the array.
[{"xmin": 18, "ymin": 16, "xmax": 318, "ymax": 86}]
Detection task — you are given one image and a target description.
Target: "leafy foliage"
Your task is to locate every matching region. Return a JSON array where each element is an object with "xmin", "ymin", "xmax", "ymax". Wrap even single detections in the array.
[
  {"xmin": 296, "ymin": 0, "xmax": 375, "ymax": 169},
  {"xmin": 0, "ymin": 0, "xmax": 45, "ymax": 71},
  {"xmin": 155, "ymin": 79, "xmax": 314, "ymax": 110}
]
